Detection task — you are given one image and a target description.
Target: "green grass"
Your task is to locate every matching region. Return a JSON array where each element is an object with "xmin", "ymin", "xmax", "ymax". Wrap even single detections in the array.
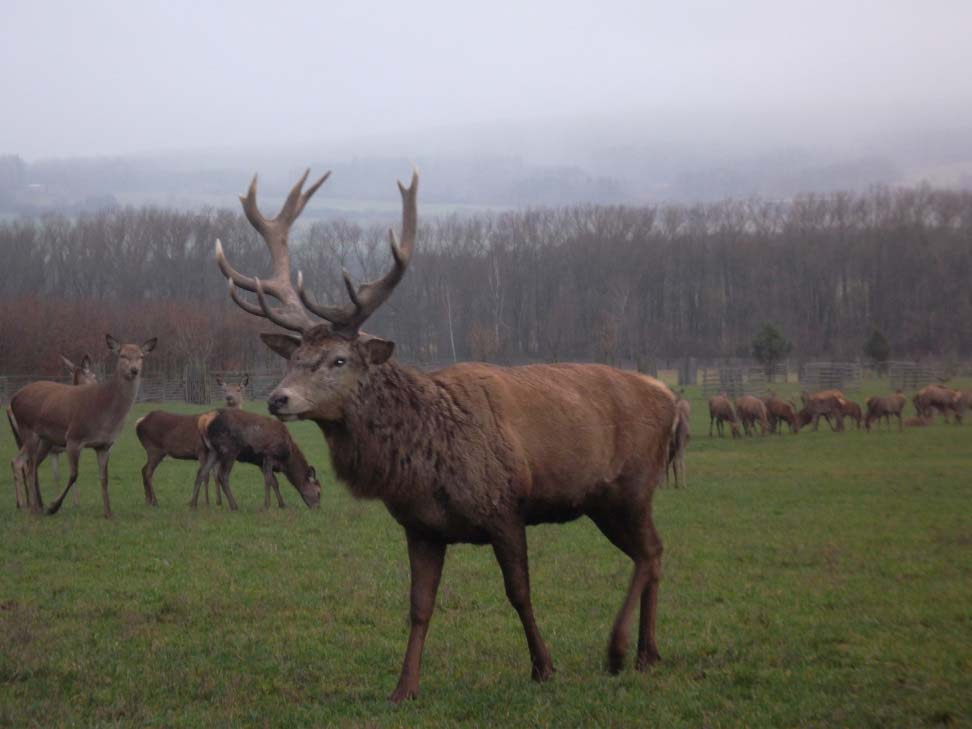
[{"xmin": 1, "ymin": 387, "xmax": 971, "ymax": 728}]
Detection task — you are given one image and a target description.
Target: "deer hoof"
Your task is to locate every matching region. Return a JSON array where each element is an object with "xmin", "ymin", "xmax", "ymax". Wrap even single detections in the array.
[
  {"xmin": 635, "ymin": 650, "xmax": 661, "ymax": 672},
  {"xmin": 531, "ymin": 661, "xmax": 555, "ymax": 682},
  {"xmin": 388, "ymin": 685, "xmax": 418, "ymax": 704}
]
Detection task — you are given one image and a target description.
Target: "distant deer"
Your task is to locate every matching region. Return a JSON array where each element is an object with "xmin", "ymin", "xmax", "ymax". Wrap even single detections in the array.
[
  {"xmin": 864, "ymin": 392, "xmax": 906, "ymax": 431},
  {"xmin": 913, "ymin": 384, "xmax": 959, "ymax": 423},
  {"xmin": 214, "ymin": 169, "xmax": 678, "ymax": 701},
  {"xmin": 839, "ymin": 398, "xmax": 863, "ymax": 430},
  {"xmin": 735, "ymin": 395, "xmax": 769, "ymax": 436},
  {"xmin": 798, "ymin": 390, "xmax": 846, "ymax": 431},
  {"xmin": 708, "ymin": 394, "xmax": 741, "ymax": 438},
  {"xmin": 762, "ymin": 393, "xmax": 800, "ymax": 435},
  {"xmin": 135, "ymin": 374, "xmax": 249, "ymax": 506},
  {"xmin": 190, "ymin": 408, "xmax": 321, "ymax": 510},
  {"xmin": 8, "ymin": 354, "xmax": 98, "ymax": 509},
  {"xmin": 9, "ymin": 335, "xmax": 157, "ymax": 517}
]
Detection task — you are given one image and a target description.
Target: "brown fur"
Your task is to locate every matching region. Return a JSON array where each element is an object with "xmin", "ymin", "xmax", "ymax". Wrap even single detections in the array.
[
  {"xmin": 707, "ymin": 394, "xmax": 741, "ymax": 438},
  {"xmin": 864, "ymin": 393, "xmax": 906, "ymax": 431},
  {"xmin": 9, "ymin": 335, "xmax": 156, "ymax": 517},
  {"xmin": 135, "ymin": 376, "xmax": 248, "ymax": 506},
  {"xmin": 191, "ymin": 408, "xmax": 321, "ymax": 510},
  {"xmin": 735, "ymin": 395, "xmax": 769, "ymax": 436},
  {"xmin": 952, "ymin": 391, "xmax": 972, "ymax": 425},
  {"xmin": 903, "ymin": 415, "xmax": 932, "ymax": 427},
  {"xmin": 666, "ymin": 399, "xmax": 691, "ymax": 488},
  {"xmin": 913, "ymin": 384, "xmax": 959, "ymax": 423},
  {"xmin": 839, "ymin": 399, "xmax": 862, "ymax": 430},
  {"xmin": 762, "ymin": 394, "xmax": 800, "ymax": 434},
  {"xmin": 798, "ymin": 390, "xmax": 846, "ymax": 432}
]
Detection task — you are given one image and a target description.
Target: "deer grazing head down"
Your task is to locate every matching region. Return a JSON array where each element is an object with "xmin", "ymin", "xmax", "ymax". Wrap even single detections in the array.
[{"xmin": 215, "ymin": 170, "xmax": 417, "ymax": 421}]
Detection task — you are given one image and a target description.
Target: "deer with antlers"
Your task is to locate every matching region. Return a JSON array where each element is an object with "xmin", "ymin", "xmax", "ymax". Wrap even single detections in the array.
[
  {"xmin": 215, "ymin": 170, "xmax": 677, "ymax": 702},
  {"xmin": 8, "ymin": 354, "xmax": 98, "ymax": 509},
  {"xmin": 8, "ymin": 335, "xmax": 156, "ymax": 517}
]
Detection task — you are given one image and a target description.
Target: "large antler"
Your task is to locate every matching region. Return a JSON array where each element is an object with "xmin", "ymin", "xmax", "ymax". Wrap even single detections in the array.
[
  {"xmin": 297, "ymin": 171, "xmax": 419, "ymax": 337},
  {"xmin": 215, "ymin": 170, "xmax": 330, "ymax": 332}
]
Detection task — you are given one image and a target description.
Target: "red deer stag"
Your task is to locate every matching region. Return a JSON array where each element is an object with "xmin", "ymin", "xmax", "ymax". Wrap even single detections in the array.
[
  {"xmin": 8, "ymin": 354, "xmax": 98, "ymax": 509},
  {"xmin": 9, "ymin": 335, "xmax": 156, "ymax": 517},
  {"xmin": 135, "ymin": 374, "xmax": 249, "ymax": 506},
  {"xmin": 190, "ymin": 408, "xmax": 321, "ymax": 510},
  {"xmin": 735, "ymin": 395, "xmax": 769, "ymax": 436},
  {"xmin": 215, "ymin": 170, "xmax": 677, "ymax": 702},
  {"xmin": 864, "ymin": 392, "xmax": 906, "ymax": 432},
  {"xmin": 708, "ymin": 394, "xmax": 741, "ymax": 438},
  {"xmin": 666, "ymin": 398, "xmax": 691, "ymax": 488}
]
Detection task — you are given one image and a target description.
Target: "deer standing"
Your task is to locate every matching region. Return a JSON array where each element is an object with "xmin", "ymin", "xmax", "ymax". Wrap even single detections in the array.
[
  {"xmin": 8, "ymin": 354, "xmax": 97, "ymax": 509},
  {"xmin": 190, "ymin": 408, "xmax": 321, "ymax": 510},
  {"xmin": 215, "ymin": 170, "xmax": 677, "ymax": 702},
  {"xmin": 135, "ymin": 374, "xmax": 248, "ymax": 506},
  {"xmin": 708, "ymin": 394, "xmax": 741, "ymax": 438},
  {"xmin": 8, "ymin": 335, "xmax": 157, "ymax": 517}
]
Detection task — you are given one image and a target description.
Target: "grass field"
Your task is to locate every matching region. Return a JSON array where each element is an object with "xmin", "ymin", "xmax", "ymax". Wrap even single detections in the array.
[{"xmin": 2, "ymin": 383, "xmax": 971, "ymax": 728}]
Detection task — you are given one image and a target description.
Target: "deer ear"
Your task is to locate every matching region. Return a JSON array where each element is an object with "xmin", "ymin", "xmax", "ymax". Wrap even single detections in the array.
[
  {"xmin": 261, "ymin": 333, "xmax": 301, "ymax": 360},
  {"xmin": 215, "ymin": 375, "xmax": 224, "ymax": 386},
  {"xmin": 363, "ymin": 337, "xmax": 395, "ymax": 365},
  {"xmin": 60, "ymin": 355, "xmax": 75, "ymax": 372},
  {"xmin": 141, "ymin": 338, "xmax": 158, "ymax": 354},
  {"xmin": 106, "ymin": 334, "xmax": 120, "ymax": 353},
  {"xmin": 241, "ymin": 374, "xmax": 250, "ymax": 387},
  {"xmin": 80, "ymin": 354, "xmax": 93, "ymax": 370}
]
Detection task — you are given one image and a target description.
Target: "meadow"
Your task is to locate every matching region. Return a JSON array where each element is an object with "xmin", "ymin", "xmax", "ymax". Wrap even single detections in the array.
[{"xmin": 1, "ymin": 384, "xmax": 970, "ymax": 728}]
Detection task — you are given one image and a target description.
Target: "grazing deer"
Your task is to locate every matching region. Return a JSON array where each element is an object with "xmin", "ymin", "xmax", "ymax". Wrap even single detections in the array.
[
  {"xmin": 735, "ymin": 395, "xmax": 769, "ymax": 436},
  {"xmin": 952, "ymin": 390, "xmax": 972, "ymax": 425},
  {"xmin": 190, "ymin": 408, "xmax": 321, "ymax": 510},
  {"xmin": 708, "ymin": 394, "xmax": 741, "ymax": 438},
  {"xmin": 9, "ymin": 335, "xmax": 157, "ymax": 517},
  {"xmin": 9, "ymin": 354, "xmax": 98, "ymax": 509},
  {"xmin": 864, "ymin": 392, "xmax": 906, "ymax": 432},
  {"xmin": 215, "ymin": 170, "xmax": 677, "ymax": 702},
  {"xmin": 913, "ymin": 384, "xmax": 959, "ymax": 423},
  {"xmin": 798, "ymin": 390, "xmax": 846, "ymax": 431},
  {"xmin": 666, "ymin": 398, "xmax": 691, "ymax": 488},
  {"xmin": 135, "ymin": 374, "xmax": 249, "ymax": 506},
  {"xmin": 762, "ymin": 393, "xmax": 800, "ymax": 435},
  {"xmin": 839, "ymin": 398, "xmax": 863, "ymax": 430}
]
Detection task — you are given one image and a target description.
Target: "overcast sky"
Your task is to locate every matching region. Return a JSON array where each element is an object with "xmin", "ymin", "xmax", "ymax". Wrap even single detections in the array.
[{"xmin": 2, "ymin": 0, "xmax": 971, "ymax": 161}]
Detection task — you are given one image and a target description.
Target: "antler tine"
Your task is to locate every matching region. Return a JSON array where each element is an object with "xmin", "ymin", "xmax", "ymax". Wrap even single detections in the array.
[
  {"xmin": 216, "ymin": 170, "xmax": 330, "ymax": 332},
  {"xmin": 296, "ymin": 171, "xmax": 419, "ymax": 334}
]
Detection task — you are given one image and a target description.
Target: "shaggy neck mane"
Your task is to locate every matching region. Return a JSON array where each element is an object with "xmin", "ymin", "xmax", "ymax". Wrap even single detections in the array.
[{"xmin": 319, "ymin": 361, "xmax": 475, "ymax": 503}]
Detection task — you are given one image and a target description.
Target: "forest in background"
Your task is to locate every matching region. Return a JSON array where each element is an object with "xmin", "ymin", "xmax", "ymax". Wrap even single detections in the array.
[{"xmin": 0, "ymin": 183, "xmax": 969, "ymax": 375}]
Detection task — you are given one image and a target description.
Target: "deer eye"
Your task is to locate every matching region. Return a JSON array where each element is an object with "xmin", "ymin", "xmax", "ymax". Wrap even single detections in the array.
[{"xmin": 333, "ymin": 357, "xmax": 346, "ymax": 368}]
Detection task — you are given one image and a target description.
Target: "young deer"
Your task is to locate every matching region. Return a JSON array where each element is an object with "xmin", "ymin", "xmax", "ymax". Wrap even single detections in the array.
[
  {"xmin": 190, "ymin": 408, "xmax": 320, "ymax": 510},
  {"xmin": 9, "ymin": 335, "xmax": 157, "ymax": 517},
  {"xmin": 135, "ymin": 374, "xmax": 249, "ymax": 506},
  {"xmin": 8, "ymin": 354, "xmax": 97, "ymax": 509},
  {"xmin": 215, "ymin": 170, "xmax": 677, "ymax": 701}
]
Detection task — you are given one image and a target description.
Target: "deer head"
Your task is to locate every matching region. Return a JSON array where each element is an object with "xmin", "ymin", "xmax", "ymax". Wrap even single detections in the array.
[
  {"xmin": 215, "ymin": 169, "xmax": 417, "ymax": 423},
  {"xmin": 215, "ymin": 374, "xmax": 249, "ymax": 408},
  {"xmin": 107, "ymin": 334, "xmax": 157, "ymax": 381},
  {"xmin": 61, "ymin": 353, "xmax": 97, "ymax": 385}
]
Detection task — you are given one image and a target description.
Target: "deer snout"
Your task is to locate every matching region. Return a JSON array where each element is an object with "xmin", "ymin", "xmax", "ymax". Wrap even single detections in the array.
[
  {"xmin": 268, "ymin": 392, "xmax": 289, "ymax": 415},
  {"xmin": 129, "ymin": 367, "xmax": 140, "ymax": 377}
]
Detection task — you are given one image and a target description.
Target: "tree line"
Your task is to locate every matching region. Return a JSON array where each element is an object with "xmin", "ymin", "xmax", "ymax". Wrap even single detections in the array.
[{"xmin": 1, "ymin": 184, "xmax": 969, "ymax": 375}]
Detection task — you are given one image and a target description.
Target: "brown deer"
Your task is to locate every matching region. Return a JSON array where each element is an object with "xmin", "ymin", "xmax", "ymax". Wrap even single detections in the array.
[
  {"xmin": 666, "ymin": 398, "xmax": 690, "ymax": 488},
  {"xmin": 798, "ymin": 390, "xmax": 846, "ymax": 431},
  {"xmin": 9, "ymin": 354, "xmax": 98, "ymax": 509},
  {"xmin": 708, "ymin": 393, "xmax": 741, "ymax": 438},
  {"xmin": 903, "ymin": 414, "xmax": 932, "ymax": 427},
  {"xmin": 135, "ymin": 374, "xmax": 249, "ymax": 506},
  {"xmin": 190, "ymin": 408, "xmax": 321, "ymax": 510},
  {"xmin": 839, "ymin": 398, "xmax": 863, "ymax": 430},
  {"xmin": 953, "ymin": 390, "xmax": 972, "ymax": 425},
  {"xmin": 761, "ymin": 394, "xmax": 800, "ymax": 435},
  {"xmin": 8, "ymin": 335, "xmax": 157, "ymax": 517},
  {"xmin": 913, "ymin": 384, "xmax": 959, "ymax": 423},
  {"xmin": 864, "ymin": 392, "xmax": 906, "ymax": 431},
  {"xmin": 735, "ymin": 395, "xmax": 769, "ymax": 436},
  {"xmin": 214, "ymin": 170, "xmax": 677, "ymax": 702}
]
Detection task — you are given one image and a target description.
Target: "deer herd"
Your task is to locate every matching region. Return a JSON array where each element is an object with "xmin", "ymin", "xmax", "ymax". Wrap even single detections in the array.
[
  {"xmin": 707, "ymin": 383, "xmax": 970, "ymax": 440},
  {"xmin": 3, "ymin": 168, "xmax": 969, "ymax": 703}
]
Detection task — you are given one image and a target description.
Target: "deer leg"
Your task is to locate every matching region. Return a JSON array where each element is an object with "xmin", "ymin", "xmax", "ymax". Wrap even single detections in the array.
[
  {"xmin": 12, "ymin": 447, "xmax": 29, "ymax": 509},
  {"xmin": 269, "ymin": 472, "xmax": 286, "ymax": 508},
  {"xmin": 46, "ymin": 443, "xmax": 80, "ymax": 515},
  {"xmin": 190, "ymin": 449, "xmax": 218, "ymax": 508},
  {"xmin": 389, "ymin": 531, "xmax": 446, "ymax": 704},
  {"xmin": 141, "ymin": 449, "xmax": 164, "ymax": 506},
  {"xmin": 261, "ymin": 459, "xmax": 273, "ymax": 510},
  {"xmin": 216, "ymin": 459, "xmax": 239, "ymax": 511},
  {"xmin": 49, "ymin": 455, "xmax": 70, "ymax": 506},
  {"xmin": 491, "ymin": 525, "xmax": 554, "ymax": 683},
  {"xmin": 95, "ymin": 446, "xmax": 112, "ymax": 519},
  {"xmin": 26, "ymin": 439, "xmax": 53, "ymax": 514}
]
